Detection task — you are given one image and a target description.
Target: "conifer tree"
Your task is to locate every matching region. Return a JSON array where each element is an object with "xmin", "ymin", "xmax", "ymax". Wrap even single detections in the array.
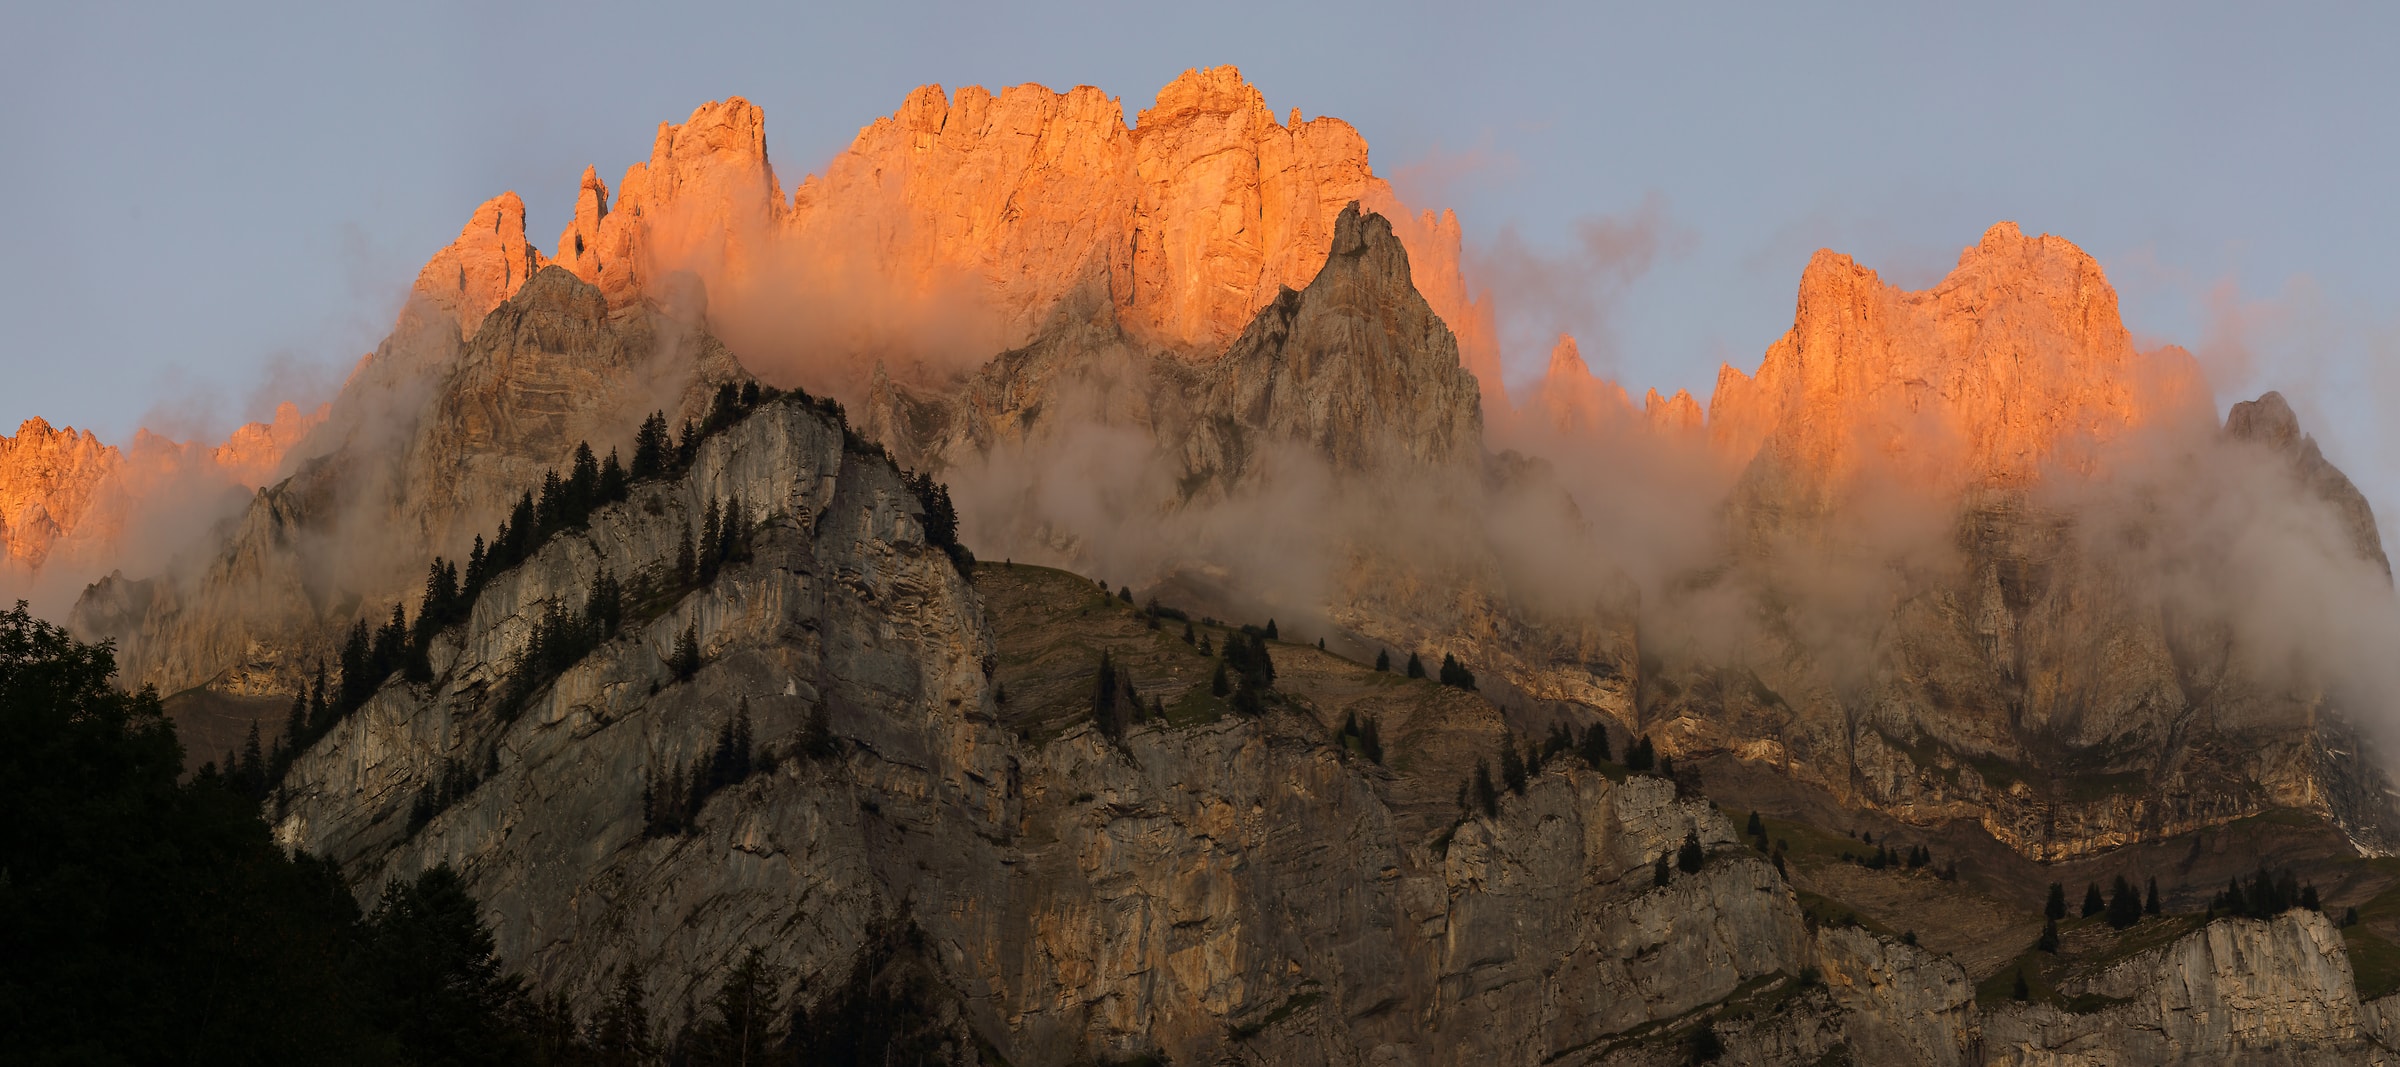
[
  {"xmin": 1360, "ymin": 717, "xmax": 1383, "ymax": 764},
  {"xmin": 1473, "ymin": 761, "xmax": 1500, "ymax": 817},
  {"xmin": 1264, "ymin": 618, "xmax": 1279, "ymax": 639},
  {"xmin": 1654, "ymin": 851, "xmax": 1672, "ymax": 887},
  {"xmin": 2082, "ymin": 883, "xmax": 2106, "ymax": 918},
  {"xmin": 2038, "ymin": 919, "xmax": 2060, "ymax": 953},
  {"xmin": 1580, "ymin": 722, "xmax": 1612, "ymax": 766},
  {"xmin": 1406, "ymin": 651, "xmax": 1426, "ymax": 679},
  {"xmin": 1677, "ymin": 830, "xmax": 1705, "ymax": 874},
  {"xmin": 2145, "ymin": 877, "xmax": 2162, "ymax": 916},
  {"xmin": 1438, "ymin": 653, "xmax": 1476, "ymax": 690},
  {"xmin": 1211, "ymin": 661, "xmax": 1230, "ymax": 697},
  {"xmin": 2046, "ymin": 882, "xmax": 2068, "ymax": 922},
  {"xmin": 1375, "ymin": 648, "xmax": 1390, "ymax": 672},
  {"xmin": 1626, "ymin": 734, "xmax": 1656, "ymax": 772},
  {"xmin": 1091, "ymin": 652, "xmax": 1123, "ymax": 739},
  {"xmin": 671, "ymin": 625, "xmax": 702, "ymax": 682},
  {"xmin": 2105, "ymin": 875, "xmax": 2141, "ymax": 930},
  {"xmin": 1499, "ymin": 742, "xmax": 1528, "ymax": 795},
  {"xmin": 591, "ymin": 964, "xmax": 655, "ymax": 1066}
]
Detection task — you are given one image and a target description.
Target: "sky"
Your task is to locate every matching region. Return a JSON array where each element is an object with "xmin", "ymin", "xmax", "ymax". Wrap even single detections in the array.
[{"xmin": 5, "ymin": 2, "xmax": 2394, "ymax": 509}]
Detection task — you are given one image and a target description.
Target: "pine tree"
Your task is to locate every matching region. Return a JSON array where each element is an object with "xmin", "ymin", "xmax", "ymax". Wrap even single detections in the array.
[
  {"xmin": 1499, "ymin": 742, "xmax": 1528, "ymax": 795},
  {"xmin": 1688, "ymin": 1018, "xmax": 1724, "ymax": 1063},
  {"xmin": 690, "ymin": 947, "xmax": 778, "ymax": 1066},
  {"xmin": 1473, "ymin": 761, "xmax": 1500, "ymax": 817},
  {"xmin": 1183, "ymin": 620, "xmax": 1196, "ymax": 645},
  {"xmin": 590, "ymin": 964, "xmax": 655, "ymax": 1067},
  {"xmin": 1211, "ymin": 662, "xmax": 1230, "ymax": 697},
  {"xmin": 1653, "ymin": 851, "xmax": 1671, "ymax": 887},
  {"xmin": 1406, "ymin": 651, "xmax": 1426, "ymax": 679},
  {"xmin": 2301, "ymin": 884, "xmax": 2322, "ymax": 912},
  {"xmin": 2046, "ymin": 883, "xmax": 2068, "ymax": 921},
  {"xmin": 677, "ymin": 525, "xmax": 698, "ymax": 586},
  {"xmin": 599, "ymin": 447, "xmax": 627, "ymax": 503},
  {"xmin": 1360, "ymin": 717, "xmax": 1383, "ymax": 764},
  {"xmin": 1626, "ymin": 734, "xmax": 1655, "ymax": 772},
  {"xmin": 2146, "ymin": 877, "xmax": 2162, "ymax": 916},
  {"xmin": 2105, "ymin": 875, "xmax": 2141, "ymax": 929},
  {"xmin": 1580, "ymin": 722, "xmax": 1612, "ymax": 766},
  {"xmin": 1091, "ymin": 652, "xmax": 1123, "ymax": 739},
  {"xmin": 632, "ymin": 411, "xmax": 669, "ymax": 480},
  {"xmin": 238, "ymin": 721, "xmax": 266, "ymax": 800},
  {"xmin": 1438, "ymin": 653, "xmax": 1477, "ymax": 690},
  {"xmin": 1375, "ymin": 648, "xmax": 1390, "ymax": 672},
  {"xmin": 1263, "ymin": 618, "xmax": 1278, "ymax": 639},
  {"xmin": 2082, "ymin": 883, "xmax": 2106, "ymax": 918},
  {"xmin": 2037, "ymin": 919, "xmax": 2060, "ymax": 953},
  {"xmin": 671, "ymin": 625, "xmax": 702, "ymax": 682},
  {"xmin": 1677, "ymin": 830, "xmax": 1705, "ymax": 874}
]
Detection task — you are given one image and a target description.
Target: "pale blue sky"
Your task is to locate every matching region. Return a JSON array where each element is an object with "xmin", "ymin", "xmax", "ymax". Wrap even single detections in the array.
[{"xmin": 5, "ymin": 2, "xmax": 2393, "ymax": 506}]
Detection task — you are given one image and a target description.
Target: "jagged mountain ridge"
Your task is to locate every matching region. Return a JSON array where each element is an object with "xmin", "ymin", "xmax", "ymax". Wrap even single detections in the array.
[{"xmin": 21, "ymin": 66, "xmax": 2400, "ymax": 1065}]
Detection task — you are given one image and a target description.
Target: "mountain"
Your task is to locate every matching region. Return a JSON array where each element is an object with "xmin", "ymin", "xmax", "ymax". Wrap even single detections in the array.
[
  {"xmin": 29, "ymin": 67, "xmax": 2400, "ymax": 1064},
  {"xmin": 0, "ymin": 403, "xmax": 325, "ymax": 591}
]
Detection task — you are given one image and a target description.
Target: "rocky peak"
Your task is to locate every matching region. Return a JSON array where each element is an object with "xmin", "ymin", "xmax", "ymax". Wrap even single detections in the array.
[
  {"xmin": 0, "ymin": 418, "xmax": 120, "ymax": 569},
  {"xmin": 410, "ymin": 192, "xmax": 545, "ymax": 335},
  {"xmin": 1191, "ymin": 202, "xmax": 1482, "ymax": 484},
  {"xmin": 1520, "ymin": 334, "xmax": 1633, "ymax": 436},
  {"xmin": 1707, "ymin": 221, "xmax": 2203, "ymax": 494},
  {"xmin": 2227, "ymin": 389, "xmax": 2391, "ymax": 576}
]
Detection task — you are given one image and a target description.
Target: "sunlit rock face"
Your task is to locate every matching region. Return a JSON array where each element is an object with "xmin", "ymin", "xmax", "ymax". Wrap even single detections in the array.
[
  {"xmin": 0, "ymin": 403, "xmax": 326, "ymax": 591},
  {"xmin": 1709, "ymin": 222, "xmax": 2210, "ymax": 497},
  {"xmin": 1630, "ymin": 224, "xmax": 2400, "ymax": 861},
  {"xmin": 543, "ymin": 67, "xmax": 1501, "ymax": 399},
  {"xmin": 413, "ymin": 191, "xmax": 548, "ymax": 335}
]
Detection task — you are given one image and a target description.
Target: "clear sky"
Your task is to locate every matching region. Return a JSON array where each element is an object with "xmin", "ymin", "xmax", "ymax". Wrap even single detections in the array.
[{"xmin": 5, "ymin": 2, "xmax": 2394, "ymax": 507}]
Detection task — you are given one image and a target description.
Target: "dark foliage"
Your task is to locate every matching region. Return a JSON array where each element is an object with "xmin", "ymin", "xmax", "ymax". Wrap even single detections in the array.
[
  {"xmin": 1499, "ymin": 741, "xmax": 1528, "ymax": 795},
  {"xmin": 904, "ymin": 470, "xmax": 974, "ymax": 575},
  {"xmin": 781, "ymin": 920, "xmax": 965, "ymax": 1065},
  {"xmin": 642, "ymin": 701, "xmax": 760, "ymax": 838},
  {"xmin": 2045, "ymin": 883, "xmax": 2068, "ymax": 922},
  {"xmin": 2082, "ymin": 883, "xmax": 2106, "ymax": 918},
  {"xmin": 1092, "ymin": 652, "xmax": 1127, "ymax": 739},
  {"xmin": 2212, "ymin": 866, "xmax": 2312, "ymax": 920},
  {"xmin": 1375, "ymin": 648, "xmax": 1390, "ymax": 672},
  {"xmin": 1405, "ymin": 651, "xmax": 1426, "ymax": 679},
  {"xmin": 0, "ymin": 604, "xmax": 532, "ymax": 1063},
  {"xmin": 1676, "ymin": 830, "xmax": 1705, "ymax": 874},
  {"xmin": 1473, "ymin": 760, "xmax": 1501, "ymax": 818},
  {"xmin": 1580, "ymin": 722, "xmax": 1612, "ymax": 766},
  {"xmin": 1438, "ymin": 653, "xmax": 1476, "ymax": 690},
  {"xmin": 2037, "ymin": 919, "xmax": 2060, "ymax": 953},
  {"xmin": 1625, "ymin": 733, "xmax": 1656, "ymax": 772}
]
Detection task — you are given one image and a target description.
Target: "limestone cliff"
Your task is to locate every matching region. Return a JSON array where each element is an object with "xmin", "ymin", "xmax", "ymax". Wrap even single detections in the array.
[
  {"xmin": 76, "ymin": 264, "xmax": 741, "ymax": 698},
  {"xmin": 1627, "ymin": 224, "xmax": 2400, "ymax": 862},
  {"xmin": 546, "ymin": 68, "xmax": 1502, "ymax": 401}
]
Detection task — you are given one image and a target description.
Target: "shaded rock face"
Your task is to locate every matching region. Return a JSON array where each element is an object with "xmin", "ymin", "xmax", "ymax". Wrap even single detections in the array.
[
  {"xmin": 76, "ymin": 266, "xmax": 741, "ymax": 697},
  {"xmin": 866, "ymin": 202, "xmax": 1481, "ymax": 493},
  {"xmin": 1982, "ymin": 911, "xmax": 2391, "ymax": 1065},
  {"xmin": 268, "ymin": 401, "xmax": 1914, "ymax": 1065}
]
